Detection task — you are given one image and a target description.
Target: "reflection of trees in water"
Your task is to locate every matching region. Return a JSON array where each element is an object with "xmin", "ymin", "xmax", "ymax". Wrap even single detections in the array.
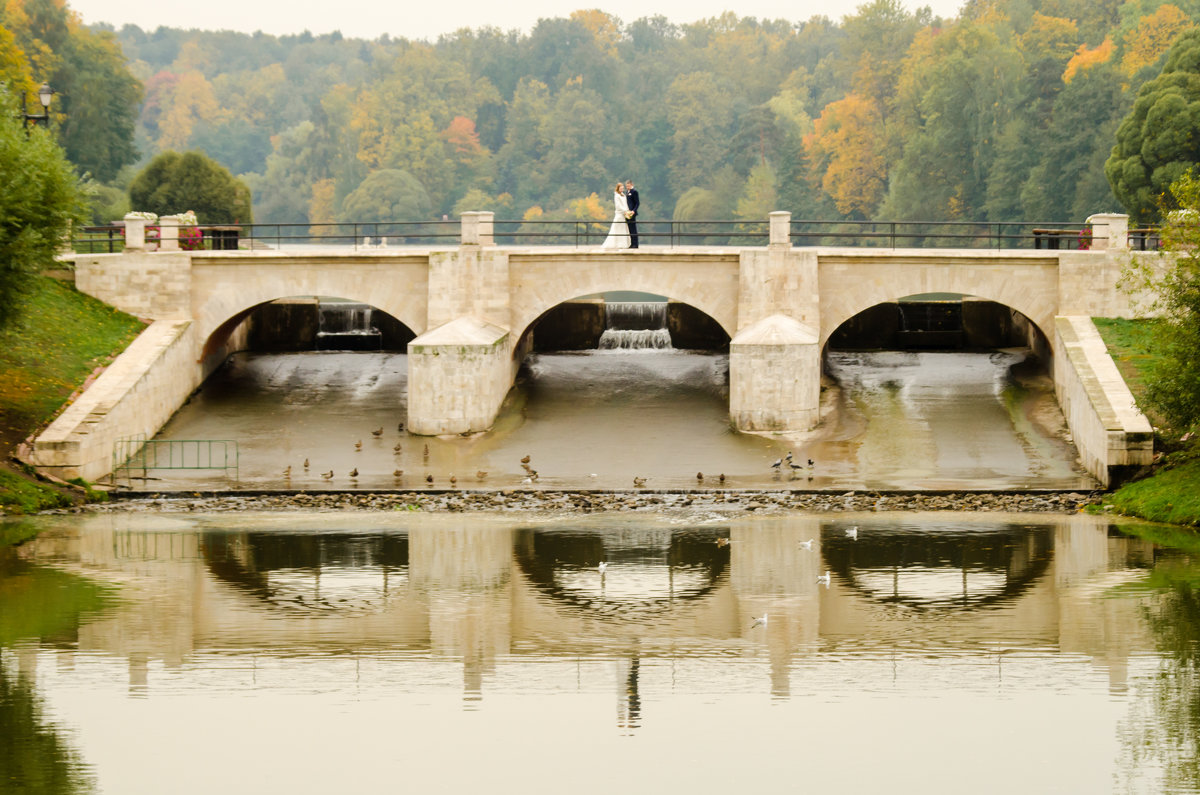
[
  {"xmin": 1120, "ymin": 578, "xmax": 1200, "ymax": 792},
  {"xmin": 0, "ymin": 550, "xmax": 109, "ymax": 795},
  {"xmin": 0, "ymin": 659, "xmax": 95, "ymax": 795}
]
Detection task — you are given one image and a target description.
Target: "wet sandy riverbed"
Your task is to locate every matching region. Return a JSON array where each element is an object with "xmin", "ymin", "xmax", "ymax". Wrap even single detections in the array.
[{"xmin": 131, "ymin": 348, "xmax": 1095, "ymax": 492}]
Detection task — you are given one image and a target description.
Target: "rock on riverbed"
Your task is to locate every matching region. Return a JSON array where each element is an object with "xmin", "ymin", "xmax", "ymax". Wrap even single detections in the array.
[{"xmin": 54, "ymin": 489, "xmax": 1101, "ymax": 515}]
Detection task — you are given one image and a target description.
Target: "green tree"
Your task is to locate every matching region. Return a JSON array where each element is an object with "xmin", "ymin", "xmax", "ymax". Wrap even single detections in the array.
[
  {"xmin": 1123, "ymin": 171, "xmax": 1200, "ymax": 431},
  {"xmin": 56, "ymin": 25, "xmax": 143, "ymax": 182},
  {"xmin": 1106, "ymin": 29, "xmax": 1200, "ymax": 224},
  {"xmin": 0, "ymin": 92, "xmax": 82, "ymax": 330},
  {"xmin": 128, "ymin": 150, "xmax": 252, "ymax": 224},
  {"xmin": 666, "ymin": 72, "xmax": 734, "ymax": 194},
  {"xmin": 336, "ymin": 169, "xmax": 431, "ymax": 222},
  {"xmin": 1, "ymin": 1, "xmax": 142, "ymax": 182}
]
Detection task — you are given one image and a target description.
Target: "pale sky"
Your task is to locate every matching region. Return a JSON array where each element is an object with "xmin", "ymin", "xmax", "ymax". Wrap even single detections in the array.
[{"xmin": 71, "ymin": 0, "xmax": 965, "ymax": 42}]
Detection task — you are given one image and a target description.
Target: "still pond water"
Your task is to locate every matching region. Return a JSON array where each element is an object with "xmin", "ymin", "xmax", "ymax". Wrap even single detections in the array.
[{"xmin": 3, "ymin": 511, "xmax": 1200, "ymax": 794}]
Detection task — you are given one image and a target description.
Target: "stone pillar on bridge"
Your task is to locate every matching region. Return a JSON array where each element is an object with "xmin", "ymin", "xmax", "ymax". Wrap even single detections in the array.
[
  {"xmin": 157, "ymin": 214, "xmax": 182, "ymax": 251},
  {"xmin": 122, "ymin": 213, "xmax": 148, "ymax": 250},
  {"xmin": 407, "ymin": 212, "xmax": 515, "ymax": 435},
  {"xmin": 729, "ymin": 212, "xmax": 823, "ymax": 431},
  {"xmin": 1086, "ymin": 213, "xmax": 1129, "ymax": 250}
]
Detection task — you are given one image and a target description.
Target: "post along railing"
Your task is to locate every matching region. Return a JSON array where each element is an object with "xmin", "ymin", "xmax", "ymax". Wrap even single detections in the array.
[{"xmin": 71, "ymin": 213, "xmax": 1137, "ymax": 253}]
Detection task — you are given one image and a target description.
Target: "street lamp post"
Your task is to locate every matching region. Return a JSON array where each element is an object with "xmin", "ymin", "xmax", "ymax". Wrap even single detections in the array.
[{"xmin": 21, "ymin": 83, "xmax": 54, "ymax": 130}]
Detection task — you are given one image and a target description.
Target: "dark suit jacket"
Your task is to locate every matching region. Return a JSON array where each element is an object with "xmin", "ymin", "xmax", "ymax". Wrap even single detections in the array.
[{"xmin": 626, "ymin": 189, "xmax": 639, "ymax": 217}]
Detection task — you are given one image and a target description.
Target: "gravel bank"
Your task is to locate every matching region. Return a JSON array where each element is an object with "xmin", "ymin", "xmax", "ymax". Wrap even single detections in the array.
[{"xmin": 59, "ymin": 489, "xmax": 1102, "ymax": 515}]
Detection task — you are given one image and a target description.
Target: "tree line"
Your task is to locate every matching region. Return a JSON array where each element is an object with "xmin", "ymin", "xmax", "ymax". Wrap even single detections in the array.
[{"xmin": 4, "ymin": 0, "xmax": 1200, "ymax": 229}]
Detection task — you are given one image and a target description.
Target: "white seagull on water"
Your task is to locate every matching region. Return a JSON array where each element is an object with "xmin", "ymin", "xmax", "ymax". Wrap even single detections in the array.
[
  {"xmin": 752, "ymin": 613, "xmax": 768, "ymax": 627},
  {"xmin": 845, "ymin": 526, "xmax": 859, "ymax": 540},
  {"xmin": 817, "ymin": 571, "xmax": 831, "ymax": 587},
  {"xmin": 799, "ymin": 539, "xmax": 814, "ymax": 550}
]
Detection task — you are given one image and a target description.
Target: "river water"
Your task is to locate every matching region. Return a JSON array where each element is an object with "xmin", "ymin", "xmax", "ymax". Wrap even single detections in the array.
[
  {"xmin": 1, "ymin": 510, "xmax": 1197, "ymax": 794},
  {"xmin": 139, "ymin": 348, "xmax": 1093, "ymax": 491}
]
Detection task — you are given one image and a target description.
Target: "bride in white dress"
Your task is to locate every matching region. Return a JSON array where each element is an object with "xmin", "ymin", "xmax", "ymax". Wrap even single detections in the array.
[{"xmin": 600, "ymin": 182, "xmax": 631, "ymax": 249}]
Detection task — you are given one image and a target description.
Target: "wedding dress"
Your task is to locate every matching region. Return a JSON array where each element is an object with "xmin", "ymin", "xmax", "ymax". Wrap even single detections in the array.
[{"xmin": 600, "ymin": 191, "xmax": 631, "ymax": 249}]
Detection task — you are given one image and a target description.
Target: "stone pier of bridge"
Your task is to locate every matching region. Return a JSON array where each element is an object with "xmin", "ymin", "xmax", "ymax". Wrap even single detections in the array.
[{"xmin": 33, "ymin": 210, "xmax": 1155, "ymax": 486}]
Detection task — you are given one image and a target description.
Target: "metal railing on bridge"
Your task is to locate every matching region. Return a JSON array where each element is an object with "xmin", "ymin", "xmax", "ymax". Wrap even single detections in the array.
[
  {"xmin": 72, "ymin": 218, "xmax": 1153, "ymax": 253},
  {"xmin": 112, "ymin": 435, "xmax": 239, "ymax": 485}
]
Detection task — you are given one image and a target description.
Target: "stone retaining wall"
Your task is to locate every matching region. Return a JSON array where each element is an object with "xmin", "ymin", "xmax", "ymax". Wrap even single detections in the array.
[
  {"xmin": 1053, "ymin": 316, "xmax": 1153, "ymax": 486},
  {"xmin": 29, "ymin": 320, "xmax": 200, "ymax": 481}
]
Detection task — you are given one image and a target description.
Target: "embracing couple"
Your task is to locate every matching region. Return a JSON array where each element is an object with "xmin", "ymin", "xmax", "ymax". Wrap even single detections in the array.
[{"xmin": 600, "ymin": 179, "xmax": 639, "ymax": 250}]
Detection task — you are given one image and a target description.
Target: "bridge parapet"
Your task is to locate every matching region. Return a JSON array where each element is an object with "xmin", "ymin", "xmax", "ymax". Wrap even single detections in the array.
[{"xmin": 47, "ymin": 210, "xmax": 1161, "ymax": 482}]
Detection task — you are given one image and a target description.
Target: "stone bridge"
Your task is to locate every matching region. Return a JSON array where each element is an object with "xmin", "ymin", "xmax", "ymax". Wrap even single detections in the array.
[{"xmin": 35, "ymin": 211, "xmax": 1153, "ymax": 485}]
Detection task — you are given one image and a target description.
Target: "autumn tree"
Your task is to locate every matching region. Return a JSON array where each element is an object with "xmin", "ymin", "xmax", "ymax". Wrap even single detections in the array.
[
  {"xmin": 0, "ymin": 0, "xmax": 141, "ymax": 182},
  {"xmin": 1106, "ymin": 29, "xmax": 1200, "ymax": 223},
  {"xmin": 804, "ymin": 94, "xmax": 888, "ymax": 218}
]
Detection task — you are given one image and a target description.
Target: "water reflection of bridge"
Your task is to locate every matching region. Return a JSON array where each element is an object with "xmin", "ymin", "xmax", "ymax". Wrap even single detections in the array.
[{"xmin": 22, "ymin": 515, "xmax": 1153, "ymax": 702}]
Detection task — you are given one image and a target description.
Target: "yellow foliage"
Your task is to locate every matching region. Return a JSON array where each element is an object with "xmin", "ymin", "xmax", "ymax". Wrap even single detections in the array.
[
  {"xmin": 1122, "ymin": 5, "xmax": 1194, "ymax": 77},
  {"xmin": 1017, "ymin": 13, "xmax": 1079, "ymax": 60},
  {"xmin": 523, "ymin": 206, "xmax": 544, "ymax": 221},
  {"xmin": 571, "ymin": 9, "xmax": 620, "ymax": 56},
  {"xmin": 308, "ymin": 178, "xmax": 336, "ymax": 233},
  {"xmin": 803, "ymin": 93, "xmax": 887, "ymax": 217},
  {"xmin": 0, "ymin": 25, "xmax": 35, "ymax": 106},
  {"xmin": 173, "ymin": 40, "xmax": 215, "ymax": 73},
  {"xmin": 566, "ymin": 193, "xmax": 609, "ymax": 221},
  {"xmin": 156, "ymin": 71, "xmax": 223, "ymax": 150},
  {"xmin": 1063, "ymin": 38, "xmax": 1114, "ymax": 83}
]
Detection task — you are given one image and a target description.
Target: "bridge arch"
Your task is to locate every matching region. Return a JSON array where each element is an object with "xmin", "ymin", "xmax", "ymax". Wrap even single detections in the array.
[
  {"xmin": 817, "ymin": 256, "xmax": 1059, "ymax": 349},
  {"xmin": 190, "ymin": 256, "xmax": 430, "ymax": 348},
  {"xmin": 507, "ymin": 254, "xmax": 740, "ymax": 345},
  {"xmin": 823, "ymin": 293, "xmax": 1050, "ymax": 355},
  {"xmin": 198, "ymin": 295, "xmax": 419, "ymax": 373}
]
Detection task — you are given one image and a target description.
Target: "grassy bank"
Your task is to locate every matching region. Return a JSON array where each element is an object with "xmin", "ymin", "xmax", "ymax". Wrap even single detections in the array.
[
  {"xmin": 1094, "ymin": 317, "xmax": 1200, "ymax": 527},
  {"xmin": 0, "ymin": 275, "xmax": 143, "ymax": 521}
]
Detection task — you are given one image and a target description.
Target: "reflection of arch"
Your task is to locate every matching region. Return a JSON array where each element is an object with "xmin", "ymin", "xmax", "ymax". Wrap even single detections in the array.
[
  {"xmin": 819, "ymin": 521, "xmax": 1054, "ymax": 612},
  {"xmin": 512, "ymin": 526, "xmax": 730, "ymax": 621},
  {"xmin": 201, "ymin": 531, "xmax": 410, "ymax": 614},
  {"xmin": 817, "ymin": 256, "xmax": 1058, "ymax": 349},
  {"xmin": 508, "ymin": 254, "xmax": 740, "ymax": 344}
]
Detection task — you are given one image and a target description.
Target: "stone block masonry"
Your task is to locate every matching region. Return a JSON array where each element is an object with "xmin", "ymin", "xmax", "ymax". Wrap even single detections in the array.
[
  {"xmin": 29, "ymin": 321, "xmax": 200, "ymax": 481},
  {"xmin": 36, "ymin": 210, "xmax": 1163, "ymax": 484},
  {"xmin": 1053, "ymin": 316, "xmax": 1154, "ymax": 486}
]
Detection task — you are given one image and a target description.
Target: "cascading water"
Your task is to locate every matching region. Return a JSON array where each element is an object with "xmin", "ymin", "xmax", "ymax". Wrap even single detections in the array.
[
  {"xmin": 316, "ymin": 301, "xmax": 383, "ymax": 351},
  {"xmin": 598, "ymin": 302, "xmax": 673, "ymax": 350}
]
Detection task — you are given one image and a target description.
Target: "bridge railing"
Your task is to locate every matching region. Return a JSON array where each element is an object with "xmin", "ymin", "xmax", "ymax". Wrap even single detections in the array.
[{"xmin": 72, "ymin": 218, "xmax": 1111, "ymax": 252}]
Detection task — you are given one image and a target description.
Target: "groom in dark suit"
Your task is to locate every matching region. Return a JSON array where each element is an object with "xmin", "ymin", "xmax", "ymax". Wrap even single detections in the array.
[{"xmin": 625, "ymin": 179, "xmax": 640, "ymax": 249}]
